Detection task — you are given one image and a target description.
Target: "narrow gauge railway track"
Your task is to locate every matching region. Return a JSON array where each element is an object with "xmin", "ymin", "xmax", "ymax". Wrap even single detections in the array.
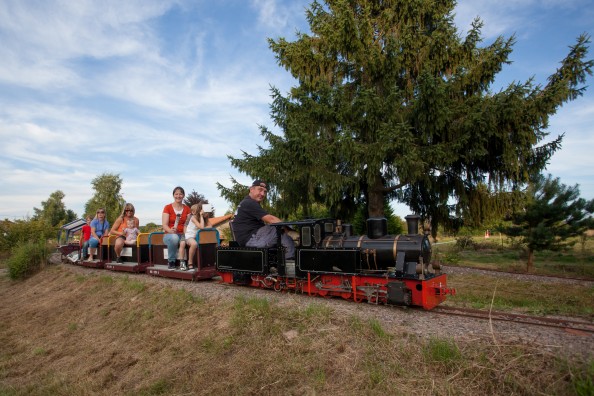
[
  {"xmin": 432, "ymin": 305, "xmax": 594, "ymax": 335},
  {"xmin": 444, "ymin": 264, "xmax": 594, "ymax": 283}
]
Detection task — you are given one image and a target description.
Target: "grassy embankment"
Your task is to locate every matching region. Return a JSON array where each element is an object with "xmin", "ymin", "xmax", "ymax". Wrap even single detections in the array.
[
  {"xmin": 433, "ymin": 235, "xmax": 594, "ymax": 317},
  {"xmin": 0, "ymin": 265, "xmax": 592, "ymax": 395}
]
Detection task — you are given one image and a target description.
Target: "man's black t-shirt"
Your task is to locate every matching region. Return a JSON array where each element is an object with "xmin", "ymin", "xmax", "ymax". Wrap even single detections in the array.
[{"xmin": 233, "ymin": 196, "xmax": 268, "ymax": 246}]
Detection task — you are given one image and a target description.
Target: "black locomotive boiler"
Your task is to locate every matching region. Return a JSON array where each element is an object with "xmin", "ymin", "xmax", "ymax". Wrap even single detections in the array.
[{"xmin": 216, "ymin": 215, "xmax": 455, "ymax": 309}]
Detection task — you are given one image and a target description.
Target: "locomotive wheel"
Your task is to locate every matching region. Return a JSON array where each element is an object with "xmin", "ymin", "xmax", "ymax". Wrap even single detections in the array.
[
  {"xmin": 263, "ymin": 278, "xmax": 275, "ymax": 288},
  {"xmin": 317, "ymin": 290, "xmax": 329, "ymax": 298},
  {"xmin": 340, "ymin": 292, "xmax": 352, "ymax": 300}
]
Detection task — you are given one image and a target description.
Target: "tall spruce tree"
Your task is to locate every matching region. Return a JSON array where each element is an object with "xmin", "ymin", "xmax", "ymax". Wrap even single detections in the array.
[
  {"xmin": 222, "ymin": 0, "xmax": 592, "ymax": 231},
  {"xmin": 504, "ymin": 174, "xmax": 594, "ymax": 272}
]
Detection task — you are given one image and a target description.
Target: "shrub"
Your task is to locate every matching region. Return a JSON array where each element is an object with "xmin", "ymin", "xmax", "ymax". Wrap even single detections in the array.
[
  {"xmin": 455, "ymin": 235, "xmax": 476, "ymax": 250},
  {"xmin": 0, "ymin": 218, "xmax": 55, "ymax": 253},
  {"xmin": 6, "ymin": 240, "xmax": 50, "ymax": 280},
  {"xmin": 442, "ymin": 251, "xmax": 461, "ymax": 264}
]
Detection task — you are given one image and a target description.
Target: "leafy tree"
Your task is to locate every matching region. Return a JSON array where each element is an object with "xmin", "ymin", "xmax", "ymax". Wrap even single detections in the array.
[
  {"xmin": 140, "ymin": 222, "xmax": 161, "ymax": 233},
  {"xmin": 503, "ymin": 174, "xmax": 594, "ymax": 271},
  {"xmin": 84, "ymin": 173, "xmax": 125, "ymax": 224},
  {"xmin": 32, "ymin": 190, "xmax": 76, "ymax": 227},
  {"xmin": 223, "ymin": 0, "xmax": 592, "ymax": 234}
]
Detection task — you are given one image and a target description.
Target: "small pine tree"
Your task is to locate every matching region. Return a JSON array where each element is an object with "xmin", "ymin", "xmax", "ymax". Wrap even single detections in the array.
[
  {"xmin": 184, "ymin": 190, "xmax": 207, "ymax": 207},
  {"xmin": 504, "ymin": 174, "xmax": 594, "ymax": 271}
]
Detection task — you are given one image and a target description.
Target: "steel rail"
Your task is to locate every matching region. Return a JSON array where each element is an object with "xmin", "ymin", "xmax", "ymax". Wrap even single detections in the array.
[{"xmin": 432, "ymin": 305, "xmax": 594, "ymax": 334}]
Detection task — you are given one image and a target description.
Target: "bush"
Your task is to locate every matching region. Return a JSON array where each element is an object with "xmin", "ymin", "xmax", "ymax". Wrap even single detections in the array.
[
  {"xmin": 442, "ymin": 251, "xmax": 461, "ymax": 264},
  {"xmin": 455, "ymin": 235, "xmax": 476, "ymax": 250},
  {"xmin": 6, "ymin": 240, "xmax": 50, "ymax": 280},
  {"xmin": 0, "ymin": 218, "xmax": 54, "ymax": 253}
]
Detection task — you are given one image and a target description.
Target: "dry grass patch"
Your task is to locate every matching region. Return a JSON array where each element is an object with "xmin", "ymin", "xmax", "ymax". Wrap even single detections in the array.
[{"xmin": 0, "ymin": 266, "xmax": 591, "ymax": 395}]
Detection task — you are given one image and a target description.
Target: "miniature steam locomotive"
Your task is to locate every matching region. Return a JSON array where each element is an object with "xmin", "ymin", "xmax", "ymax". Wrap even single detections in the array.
[{"xmin": 216, "ymin": 215, "xmax": 454, "ymax": 309}]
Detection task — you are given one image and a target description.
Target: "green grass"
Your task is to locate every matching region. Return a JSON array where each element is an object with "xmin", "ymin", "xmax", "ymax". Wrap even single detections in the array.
[
  {"xmin": 423, "ymin": 338, "xmax": 462, "ymax": 364},
  {"xmin": 572, "ymin": 360, "xmax": 594, "ymax": 396}
]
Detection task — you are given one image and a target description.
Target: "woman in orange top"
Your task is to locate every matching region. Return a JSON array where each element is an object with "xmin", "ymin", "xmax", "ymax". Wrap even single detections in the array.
[
  {"xmin": 110, "ymin": 203, "xmax": 140, "ymax": 263},
  {"xmin": 162, "ymin": 186, "xmax": 191, "ymax": 270}
]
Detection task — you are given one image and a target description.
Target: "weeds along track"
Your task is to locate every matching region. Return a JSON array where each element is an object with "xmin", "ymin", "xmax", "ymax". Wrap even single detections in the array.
[{"xmin": 432, "ymin": 306, "xmax": 594, "ymax": 335}]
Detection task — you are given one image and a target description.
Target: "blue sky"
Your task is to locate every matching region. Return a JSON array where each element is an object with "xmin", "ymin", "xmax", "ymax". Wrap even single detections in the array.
[{"xmin": 1, "ymin": 0, "xmax": 593, "ymax": 226}]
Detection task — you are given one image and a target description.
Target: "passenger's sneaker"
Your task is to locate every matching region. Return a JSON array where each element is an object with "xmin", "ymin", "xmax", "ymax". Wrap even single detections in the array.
[
  {"xmin": 168, "ymin": 261, "xmax": 175, "ymax": 269},
  {"xmin": 180, "ymin": 261, "xmax": 188, "ymax": 271},
  {"xmin": 116, "ymin": 256, "xmax": 123, "ymax": 264}
]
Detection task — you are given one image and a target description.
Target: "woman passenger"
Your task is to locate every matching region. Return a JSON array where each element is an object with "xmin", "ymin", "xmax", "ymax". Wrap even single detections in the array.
[
  {"xmin": 162, "ymin": 186, "xmax": 191, "ymax": 270},
  {"xmin": 109, "ymin": 203, "xmax": 140, "ymax": 263},
  {"xmin": 88, "ymin": 208, "xmax": 110, "ymax": 261}
]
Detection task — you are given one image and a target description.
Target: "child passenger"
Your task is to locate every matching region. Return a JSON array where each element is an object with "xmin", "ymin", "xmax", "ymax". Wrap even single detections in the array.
[
  {"xmin": 81, "ymin": 216, "xmax": 92, "ymax": 260},
  {"xmin": 183, "ymin": 204, "xmax": 207, "ymax": 271},
  {"xmin": 122, "ymin": 219, "xmax": 140, "ymax": 247}
]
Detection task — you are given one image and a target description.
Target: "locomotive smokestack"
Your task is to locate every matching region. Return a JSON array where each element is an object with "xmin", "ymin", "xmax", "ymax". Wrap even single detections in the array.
[
  {"xmin": 367, "ymin": 217, "xmax": 387, "ymax": 239},
  {"xmin": 405, "ymin": 215, "xmax": 420, "ymax": 235},
  {"xmin": 342, "ymin": 223, "xmax": 353, "ymax": 237}
]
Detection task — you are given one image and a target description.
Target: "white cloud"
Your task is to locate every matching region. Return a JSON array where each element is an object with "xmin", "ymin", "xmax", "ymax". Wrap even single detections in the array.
[
  {"xmin": 251, "ymin": 0, "xmax": 294, "ymax": 31},
  {"xmin": 454, "ymin": 0, "xmax": 591, "ymax": 39}
]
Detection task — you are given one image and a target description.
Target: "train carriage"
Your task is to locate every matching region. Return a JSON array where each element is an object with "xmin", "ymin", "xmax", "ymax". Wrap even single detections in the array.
[
  {"xmin": 145, "ymin": 229, "xmax": 220, "ymax": 281},
  {"xmin": 78, "ymin": 235, "xmax": 110, "ymax": 269},
  {"xmin": 104, "ymin": 233, "xmax": 152, "ymax": 273},
  {"xmin": 57, "ymin": 218, "xmax": 87, "ymax": 263}
]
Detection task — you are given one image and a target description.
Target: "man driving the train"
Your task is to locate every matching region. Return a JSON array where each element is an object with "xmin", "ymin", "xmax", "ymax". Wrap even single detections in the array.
[{"xmin": 232, "ymin": 180, "xmax": 295, "ymax": 259}]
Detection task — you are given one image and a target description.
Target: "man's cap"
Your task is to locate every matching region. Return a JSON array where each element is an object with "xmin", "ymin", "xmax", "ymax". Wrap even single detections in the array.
[{"xmin": 251, "ymin": 180, "xmax": 268, "ymax": 189}]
